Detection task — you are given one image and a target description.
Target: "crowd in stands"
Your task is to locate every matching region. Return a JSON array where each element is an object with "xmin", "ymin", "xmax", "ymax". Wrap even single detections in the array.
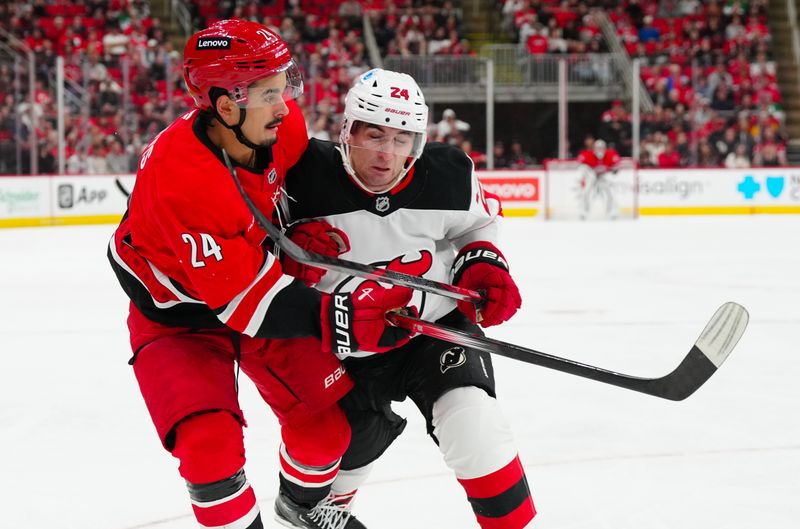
[
  {"xmin": 0, "ymin": 0, "xmax": 187, "ymax": 175},
  {"xmin": 502, "ymin": 0, "xmax": 787, "ymax": 167},
  {"xmin": 503, "ymin": 0, "xmax": 610, "ymax": 55},
  {"xmin": 0, "ymin": 0, "xmax": 791, "ymax": 174},
  {"xmin": 0, "ymin": 0, "xmax": 473, "ymax": 174},
  {"xmin": 189, "ymin": 0, "xmax": 472, "ymax": 146}
]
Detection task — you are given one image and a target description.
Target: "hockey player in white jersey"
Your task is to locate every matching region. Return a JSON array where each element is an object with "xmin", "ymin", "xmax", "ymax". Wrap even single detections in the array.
[{"xmin": 274, "ymin": 68, "xmax": 536, "ymax": 529}]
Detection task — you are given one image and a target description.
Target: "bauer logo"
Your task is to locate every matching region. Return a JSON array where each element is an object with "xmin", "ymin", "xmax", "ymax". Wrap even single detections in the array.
[
  {"xmin": 196, "ymin": 37, "xmax": 231, "ymax": 50},
  {"xmin": 440, "ymin": 347, "xmax": 467, "ymax": 373}
]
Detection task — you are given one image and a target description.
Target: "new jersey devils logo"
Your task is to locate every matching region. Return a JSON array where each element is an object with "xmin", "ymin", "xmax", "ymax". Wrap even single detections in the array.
[{"xmin": 440, "ymin": 346, "xmax": 466, "ymax": 373}]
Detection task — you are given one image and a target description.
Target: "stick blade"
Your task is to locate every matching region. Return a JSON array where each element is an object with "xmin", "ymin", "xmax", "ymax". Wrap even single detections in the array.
[
  {"xmin": 644, "ymin": 302, "xmax": 748, "ymax": 401},
  {"xmin": 694, "ymin": 302, "xmax": 749, "ymax": 369}
]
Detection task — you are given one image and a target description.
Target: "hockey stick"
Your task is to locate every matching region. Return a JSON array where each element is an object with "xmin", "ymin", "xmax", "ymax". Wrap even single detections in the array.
[
  {"xmin": 221, "ymin": 149, "xmax": 484, "ymax": 304},
  {"xmin": 388, "ymin": 302, "xmax": 748, "ymax": 401},
  {"xmin": 223, "ymin": 150, "xmax": 747, "ymax": 399}
]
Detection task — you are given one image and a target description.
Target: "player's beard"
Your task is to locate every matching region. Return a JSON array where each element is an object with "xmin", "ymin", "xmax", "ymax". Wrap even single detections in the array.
[{"xmin": 260, "ymin": 117, "xmax": 283, "ymax": 147}]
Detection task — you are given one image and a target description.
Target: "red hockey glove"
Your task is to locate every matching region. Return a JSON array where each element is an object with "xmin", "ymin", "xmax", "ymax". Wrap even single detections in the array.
[
  {"xmin": 321, "ymin": 283, "xmax": 416, "ymax": 355},
  {"xmin": 452, "ymin": 242, "xmax": 521, "ymax": 328},
  {"xmin": 282, "ymin": 220, "xmax": 350, "ymax": 286}
]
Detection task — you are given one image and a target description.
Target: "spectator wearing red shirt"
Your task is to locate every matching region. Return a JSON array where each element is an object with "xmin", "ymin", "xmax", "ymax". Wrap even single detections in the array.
[
  {"xmin": 526, "ymin": 30, "xmax": 548, "ymax": 54},
  {"xmin": 601, "ymin": 100, "xmax": 628, "ymax": 123},
  {"xmin": 657, "ymin": 141, "xmax": 681, "ymax": 168},
  {"xmin": 461, "ymin": 139, "xmax": 487, "ymax": 169}
]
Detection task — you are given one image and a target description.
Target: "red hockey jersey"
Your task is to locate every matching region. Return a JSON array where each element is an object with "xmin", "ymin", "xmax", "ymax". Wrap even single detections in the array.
[
  {"xmin": 108, "ymin": 101, "xmax": 322, "ymax": 339},
  {"xmin": 576, "ymin": 148, "xmax": 621, "ymax": 172}
]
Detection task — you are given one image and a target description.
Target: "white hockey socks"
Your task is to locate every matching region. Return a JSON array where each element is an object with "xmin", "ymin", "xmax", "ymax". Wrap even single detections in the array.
[{"xmin": 432, "ymin": 386, "xmax": 536, "ymax": 529}]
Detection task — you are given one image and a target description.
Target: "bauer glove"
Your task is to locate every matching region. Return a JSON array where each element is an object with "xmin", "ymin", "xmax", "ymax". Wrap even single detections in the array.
[
  {"xmin": 452, "ymin": 242, "xmax": 521, "ymax": 328},
  {"xmin": 321, "ymin": 283, "xmax": 416, "ymax": 355},
  {"xmin": 281, "ymin": 220, "xmax": 350, "ymax": 286}
]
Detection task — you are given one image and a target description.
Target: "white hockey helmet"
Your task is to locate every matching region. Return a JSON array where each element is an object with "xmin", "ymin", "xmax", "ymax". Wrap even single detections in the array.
[
  {"xmin": 594, "ymin": 138, "xmax": 607, "ymax": 156},
  {"xmin": 339, "ymin": 68, "xmax": 429, "ymax": 190}
]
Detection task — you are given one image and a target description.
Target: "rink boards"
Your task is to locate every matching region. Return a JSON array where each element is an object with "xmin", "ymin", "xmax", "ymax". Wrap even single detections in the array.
[{"xmin": 2, "ymin": 167, "xmax": 800, "ymax": 227}]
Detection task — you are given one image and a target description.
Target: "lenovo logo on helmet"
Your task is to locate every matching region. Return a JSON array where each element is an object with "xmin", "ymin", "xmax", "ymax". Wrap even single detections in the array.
[
  {"xmin": 385, "ymin": 108, "xmax": 411, "ymax": 116},
  {"xmin": 196, "ymin": 37, "xmax": 231, "ymax": 49}
]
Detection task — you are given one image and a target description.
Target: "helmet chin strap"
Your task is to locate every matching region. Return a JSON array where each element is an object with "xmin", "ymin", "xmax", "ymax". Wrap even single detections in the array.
[
  {"xmin": 336, "ymin": 144, "xmax": 414, "ymax": 195},
  {"xmin": 215, "ymin": 107, "xmax": 264, "ymax": 151}
]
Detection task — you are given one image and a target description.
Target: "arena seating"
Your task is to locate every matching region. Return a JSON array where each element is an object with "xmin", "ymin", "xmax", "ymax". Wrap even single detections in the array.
[
  {"xmin": 0, "ymin": 0, "xmax": 788, "ymax": 174},
  {"xmin": 503, "ymin": 0, "xmax": 785, "ymax": 167}
]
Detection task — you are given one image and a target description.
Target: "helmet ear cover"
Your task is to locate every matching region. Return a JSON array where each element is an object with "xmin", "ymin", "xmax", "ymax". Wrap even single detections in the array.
[{"xmin": 203, "ymin": 86, "xmax": 261, "ymax": 151}]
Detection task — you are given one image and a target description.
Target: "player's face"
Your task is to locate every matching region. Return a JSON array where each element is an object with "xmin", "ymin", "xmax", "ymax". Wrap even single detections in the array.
[
  {"xmin": 241, "ymin": 72, "xmax": 290, "ymax": 147},
  {"xmin": 348, "ymin": 124, "xmax": 414, "ymax": 191}
]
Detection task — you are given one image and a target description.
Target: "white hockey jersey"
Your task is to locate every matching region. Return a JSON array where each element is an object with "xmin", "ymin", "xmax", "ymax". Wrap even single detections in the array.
[{"xmin": 283, "ymin": 140, "xmax": 503, "ymax": 358}]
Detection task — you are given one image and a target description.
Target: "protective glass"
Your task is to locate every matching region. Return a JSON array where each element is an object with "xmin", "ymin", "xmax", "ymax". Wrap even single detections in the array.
[{"xmin": 235, "ymin": 59, "xmax": 304, "ymax": 108}]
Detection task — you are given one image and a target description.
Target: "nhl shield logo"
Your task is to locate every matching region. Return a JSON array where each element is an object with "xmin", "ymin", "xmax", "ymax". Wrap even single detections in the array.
[
  {"xmin": 267, "ymin": 168, "xmax": 278, "ymax": 184},
  {"xmin": 440, "ymin": 347, "xmax": 467, "ymax": 373},
  {"xmin": 375, "ymin": 196, "xmax": 390, "ymax": 212}
]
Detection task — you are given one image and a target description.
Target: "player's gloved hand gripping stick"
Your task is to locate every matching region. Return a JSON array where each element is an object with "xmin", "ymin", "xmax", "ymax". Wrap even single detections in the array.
[{"xmin": 223, "ymin": 150, "xmax": 748, "ymax": 401}]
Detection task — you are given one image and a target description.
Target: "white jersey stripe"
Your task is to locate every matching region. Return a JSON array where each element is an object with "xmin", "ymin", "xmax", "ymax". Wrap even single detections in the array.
[
  {"xmin": 107, "ymin": 234, "xmax": 182, "ymax": 309},
  {"xmin": 198, "ymin": 503, "xmax": 260, "ymax": 529},
  {"xmin": 242, "ymin": 273, "xmax": 295, "ymax": 337},
  {"xmin": 216, "ymin": 252, "xmax": 278, "ymax": 323},
  {"xmin": 147, "ymin": 260, "xmax": 204, "ymax": 304}
]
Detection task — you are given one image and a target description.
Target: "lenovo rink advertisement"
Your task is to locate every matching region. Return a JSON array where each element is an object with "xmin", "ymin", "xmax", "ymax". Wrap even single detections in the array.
[{"xmin": 1, "ymin": 168, "xmax": 799, "ymax": 227}]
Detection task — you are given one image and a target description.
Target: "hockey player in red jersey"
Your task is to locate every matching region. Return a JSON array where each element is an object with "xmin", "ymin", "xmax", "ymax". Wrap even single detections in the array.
[
  {"xmin": 107, "ymin": 21, "xmax": 413, "ymax": 529},
  {"xmin": 275, "ymin": 69, "xmax": 536, "ymax": 529},
  {"xmin": 576, "ymin": 138, "xmax": 622, "ymax": 219}
]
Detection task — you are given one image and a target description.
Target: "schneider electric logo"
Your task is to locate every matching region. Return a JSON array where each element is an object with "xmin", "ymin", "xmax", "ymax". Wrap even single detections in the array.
[
  {"xmin": 0, "ymin": 189, "xmax": 40, "ymax": 213},
  {"xmin": 737, "ymin": 174, "xmax": 800, "ymax": 200}
]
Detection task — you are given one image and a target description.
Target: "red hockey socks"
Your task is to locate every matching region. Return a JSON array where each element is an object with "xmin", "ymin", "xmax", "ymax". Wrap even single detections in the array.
[
  {"xmin": 278, "ymin": 443, "xmax": 341, "ymax": 506},
  {"xmin": 458, "ymin": 456, "xmax": 535, "ymax": 529},
  {"xmin": 172, "ymin": 411, "xmax": 261, "ymax": 528}
]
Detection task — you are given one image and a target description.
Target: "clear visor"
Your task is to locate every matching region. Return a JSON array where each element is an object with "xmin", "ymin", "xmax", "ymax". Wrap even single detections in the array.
[
  {"xmin": 235, "ymin": 58, "xmax": 304, "ymax": 108},
  {"xmin": 344, "ymin": 124, "xmax": 425, "ymax": 158}
]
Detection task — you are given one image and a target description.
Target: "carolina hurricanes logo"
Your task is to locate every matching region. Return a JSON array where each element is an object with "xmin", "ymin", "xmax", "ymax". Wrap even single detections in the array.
[
  {"xmin": 334, "ymin": 250, "xmax": 434, "ymax": 316},
  {"xmin": 440, "ymin": 346, "xmax": 466, "ymax": 373}
]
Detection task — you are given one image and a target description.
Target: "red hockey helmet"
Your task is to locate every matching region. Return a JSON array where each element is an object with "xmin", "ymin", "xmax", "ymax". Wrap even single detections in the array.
[{"xmin": 183, "ymin": 19, "xmax": 303, "ymax": 110}]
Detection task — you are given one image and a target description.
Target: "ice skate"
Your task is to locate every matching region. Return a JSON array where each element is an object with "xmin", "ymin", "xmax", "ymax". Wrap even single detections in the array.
[{"xmin": 275, "ymin": 490, "xmax": 366, "ymax": 529}]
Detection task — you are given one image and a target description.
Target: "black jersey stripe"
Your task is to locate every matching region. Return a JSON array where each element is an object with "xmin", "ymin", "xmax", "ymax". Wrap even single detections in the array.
[{"xmin": 467, "ymin": 475, "xmax": 532, "ymax": 519}]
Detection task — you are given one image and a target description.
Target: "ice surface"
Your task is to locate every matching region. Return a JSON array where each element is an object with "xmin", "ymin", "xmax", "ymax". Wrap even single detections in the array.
[{"xmin": 0, "ymin": 215, "xmax": 798, "ymax": 529}]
